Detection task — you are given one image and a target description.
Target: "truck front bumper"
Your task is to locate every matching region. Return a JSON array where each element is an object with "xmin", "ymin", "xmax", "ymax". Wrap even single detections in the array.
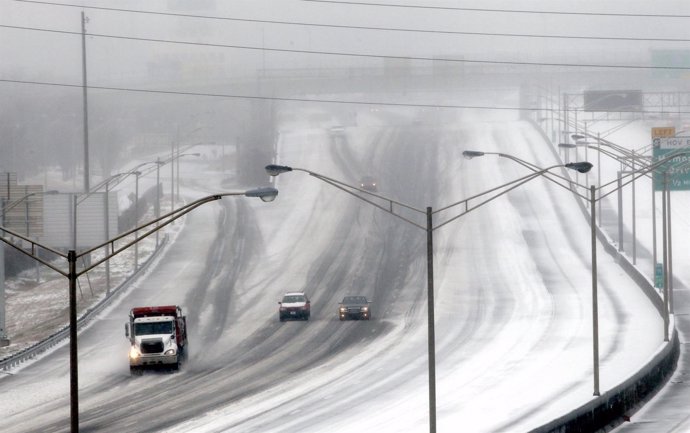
[{"xmin": 130, "ymin": 353, "xmax": 178, "ymax": 367}]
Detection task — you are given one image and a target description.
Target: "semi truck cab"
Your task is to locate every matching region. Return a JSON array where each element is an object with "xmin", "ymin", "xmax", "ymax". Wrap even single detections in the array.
[{"xmin": 125, "ymin": 306, "xmax": 187, "ymax": 374}]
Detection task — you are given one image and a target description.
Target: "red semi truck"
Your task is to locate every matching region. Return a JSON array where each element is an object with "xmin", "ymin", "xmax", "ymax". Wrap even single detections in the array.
[{"xmin": 125, "ymin": 305, "xmax": 188, "ymax": 375}]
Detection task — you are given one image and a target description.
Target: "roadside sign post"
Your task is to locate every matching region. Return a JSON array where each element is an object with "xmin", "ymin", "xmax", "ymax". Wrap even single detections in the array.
[{"xmin": 655, "ymin": 263, "xmax": 664, "ymax": 289}]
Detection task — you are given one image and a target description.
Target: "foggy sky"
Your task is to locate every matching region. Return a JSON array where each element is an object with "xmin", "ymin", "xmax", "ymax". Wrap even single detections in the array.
[
  {"xmin": 2, "ymin": 0, "xmax": 690, "ymax": 182},
  {"xmin": 2, "ymin": 0, "xmax": 690, "ymax": 84}
]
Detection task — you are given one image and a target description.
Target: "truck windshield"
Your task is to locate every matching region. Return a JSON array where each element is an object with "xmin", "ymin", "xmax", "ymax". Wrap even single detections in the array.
[{"xmin": 134, "ymin": 321, "xmax": 173, "ymax": 336}]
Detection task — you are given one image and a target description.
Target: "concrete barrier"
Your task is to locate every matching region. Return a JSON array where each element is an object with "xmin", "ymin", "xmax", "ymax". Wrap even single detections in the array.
[{"xmin": 527, "ymin": 117, "xmax": 680, "ymax": 432}]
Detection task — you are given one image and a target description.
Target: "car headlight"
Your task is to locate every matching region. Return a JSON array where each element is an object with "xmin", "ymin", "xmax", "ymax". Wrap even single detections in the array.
[
  {"xmin": 339, "ymin": 307, "xmax": 347, "ymax": 313},
  {"xmin": 361, "ymin": 307, "xmax": 369, "ymax": 312},
  {"xmin": 164, "ymin": 348, "xmax": 177, "ymax": 356},
  {"xmin": 129, "ymin": 347, "xmax": 141, "ymax": 360}
]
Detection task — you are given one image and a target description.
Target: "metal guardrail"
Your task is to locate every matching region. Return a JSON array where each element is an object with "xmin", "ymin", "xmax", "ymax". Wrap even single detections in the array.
[{"xmin": 0, "ymin": 234, "xmax": 168, "ymax": 372}]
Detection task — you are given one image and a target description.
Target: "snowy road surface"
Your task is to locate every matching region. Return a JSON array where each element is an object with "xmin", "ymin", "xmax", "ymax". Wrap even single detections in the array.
[{"xmin": 0, "ymin": 106, "xmax": 664, "ymax": 432}]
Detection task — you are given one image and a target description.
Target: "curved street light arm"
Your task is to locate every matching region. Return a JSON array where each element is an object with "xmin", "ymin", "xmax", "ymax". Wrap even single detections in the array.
[
  {"xmin": 266, "ymin": 157, "xmax": 597, "ymax": 426},
  {"xmin": 162, "ymin": 152, "xmax": 201, "ymax": 166},
  {"xmin": 268, "ymin": 164, "xmax": 427, "ymax": 221},
  {"xmin": 564, "ymin": 142, "xmax": 653, "ymax": 182},
  {"xmin": 268, "ymin": 163, "xmax": 590, "ymax": 232},
  {"xmin": 130, "ymin": 160, "xmax": 165, "ymax": 180},
  {"xmin": 433, "ymin": 166, "xmax": 584, "ymax": 231},
  {"xmin": 574, "ymin": 129, "xmax": 653, "ymax": 159},
  {"xmin": 78, "ymin": 194, "xmax": 221, "ymax": 259},
  {"xmin": 308, "ymin": 171, "xmax": 425, "ymax": 215},
  {"xmin": 94, "ymin": 170, "xmax": 141, "ymax": 193},
  {"xmin": 463, "ymin": 150, "xmax": 590, "ymax": 194},
  {"xmin": 77, "ymin": 188, "xmax": 275, "ymax": 269},
  {"xmin": 2, "ymin": 183, "xmax": 275, "ymax": 433},
  {"xmin": 2, "ymin": 190, "xmax": 59, "ymax": 217},
  {"xmin": 314, "ymin": 175, "xmax": 426, "ymax": 230},
  {"xmin": 575, "ymin": 144, "xmax": 636, "ymax": 166},
  {"xmin": 495, "ymin": 152, "xmax": 591, "ymax": 192},
  {"xmin": 597, "ymin": 150, "xmax": 690, "ymax": 202},
  {"xmin": 0, "ymin": 225, "xmax": 68, "ymax": 275},
  {"xmin": 86, "ymin": 173, "xmax": 127, "ymax": 195},
  {"xmin": 104, "ymin": 152, "xmax": 198, "ymax": 195},
  {"xmin": 12, "ymin": 190, "xmax": 272, "ymax": 282},
  {"xmin": 577, "ymin": 132, "xmax": 631, "ymax": 156}
]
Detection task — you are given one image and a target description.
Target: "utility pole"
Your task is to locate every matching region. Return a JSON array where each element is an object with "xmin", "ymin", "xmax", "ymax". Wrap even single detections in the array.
[
  {"xmin": 0, "ymin": 199, "xmax": 8, "ymax": 346},
  {"xmin": 171, "ymin": 132, "xmax": 175, "ymax": 211},
  {"xmin": 81, "ymin": 11, "xmax": 90, "ymax": 192}
]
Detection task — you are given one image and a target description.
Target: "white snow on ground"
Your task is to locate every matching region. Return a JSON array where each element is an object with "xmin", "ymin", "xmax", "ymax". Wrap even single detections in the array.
[
  {"xmin": 160, "ymin": 109, "xmax": 666, "ymax": 432},
  {"xmin": 0, "ymin": 104, "xmax": 674, "ymax": 433}
]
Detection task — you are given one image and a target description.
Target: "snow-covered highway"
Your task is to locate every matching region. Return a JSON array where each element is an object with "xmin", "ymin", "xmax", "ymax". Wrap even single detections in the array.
[{"xmin": 0, "ymin": 104, "xmax": 666, "ymax": 433}]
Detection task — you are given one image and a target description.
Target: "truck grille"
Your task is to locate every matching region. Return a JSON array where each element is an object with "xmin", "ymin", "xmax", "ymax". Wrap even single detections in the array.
[{"xmin": 141, "ymin": 339, "xmax": 164, "ymax": 354}]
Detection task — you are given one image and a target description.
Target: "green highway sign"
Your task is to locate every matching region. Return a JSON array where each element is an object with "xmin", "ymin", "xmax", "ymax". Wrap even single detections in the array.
[
  {"xmin": 652, "ymin": 136, "xmax": 690, "ymax": 191},
  {"xmin": 655, "ymin": 263, "xmax": 664, "ymax": 288}
]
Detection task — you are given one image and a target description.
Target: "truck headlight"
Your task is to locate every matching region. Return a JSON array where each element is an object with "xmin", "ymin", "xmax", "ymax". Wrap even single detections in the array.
[
  {"xmin": 361, "ymin": 307, "xmax": 369, "ymax": 312},
  {"xmin": 129, "ymin": 347, "xmax": 141, "ymax": 360},
  {"xmin": 164, "ymin": 348, "xmax": 177, "ymax": 356},
  {"xmin": 339, "ymin": 307, "xmax": 347, "ymax": 313}
]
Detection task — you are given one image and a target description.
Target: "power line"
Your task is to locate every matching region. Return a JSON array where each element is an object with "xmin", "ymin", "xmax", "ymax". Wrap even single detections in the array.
[
  {"xmin": 301, "ymin": 0, "xmax": 690, "ymax": 19},
  {"xmin": 7, "ymin": 0, "xmax": 690, "ymax": 42},
  {"xmin": 2, "ymin": 24, "xmax": 689, "ymax": 71},
  {"xmin": 3, "ymin": 78, "xmax": 690, "ymax": 114}
]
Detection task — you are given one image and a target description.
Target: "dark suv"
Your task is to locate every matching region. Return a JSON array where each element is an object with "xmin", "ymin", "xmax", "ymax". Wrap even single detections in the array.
[
  {"xmin": 338, "ymin": 296, "xmax": 371, "ymax": 320},
  {"xmin": 279, "ymin": 292, "xmax": 311, "ymax": 321}
]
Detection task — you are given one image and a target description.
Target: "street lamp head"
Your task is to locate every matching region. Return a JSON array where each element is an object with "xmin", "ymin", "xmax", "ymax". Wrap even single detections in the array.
[
  {"xmin": 244, "ymin": 186, "xmax": 279, "ymax": 202},
  {"xmin": 462, "ymin": 150, "xmax": 485, "ymax": 159},
  {"xmin": 265, "ymin": 164, "xmax": 293, "ymax": 176},
  {"xmin": 571, "ymin": 134, "xmax": 586, "ymax": 141},
  {"xmin": 565, "ymin": 161, "xmax": 593, "ymax": 173},
  {"xmin": 558, "ymin": 143, "xmax": 577, "ymax": 149}
]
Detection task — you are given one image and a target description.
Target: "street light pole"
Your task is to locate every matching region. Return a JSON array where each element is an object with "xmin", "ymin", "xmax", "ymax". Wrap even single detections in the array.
[
  {"xmin": 590, "ymin": 185, "xmax": 600, "ymax": 396},
  {"xmin": 266, "ymin": 161, "xmax": 591, "ymax": 433},
  {"xmin": 171, "ymin": 143, "xmax": 175, "ymax": 211},
  {"xmin": 134, "ymin": 171, "xmax": 140, "ymax": 270},
  {"xmin": 662, "ymin": 173, "xmax": 669, "ymax": 342},
  {"xmin": 68, "ymin": 249, "xmax": 78, "ymax": 433},
  {"xmin": 668, "ymin": 180, "xmax": 674, "ymax": 315},
  {"xmin": 0, "ymin": 186, "xmax": 278, "ymax": 433},
  {"xmin": 81, "ymin": 11, "xmax": 90, "ymax": 193},
  {"xmin": 426, "ymin": 206, "xmax": 436, "ymax": 433},
  {"xmin": 0, "ymin": 199, "xmax": 6, "ymax": 347},
  {"xmin": 598, "ymin": 133, "xmax": 602, "ymax": 227},
  {"xmin": 104, "ymin": 182, "xmax": 110, "ymax": 294},
  {"xmin": 156, "ymin": 158, "xmax": 161, "ymax": 247}
]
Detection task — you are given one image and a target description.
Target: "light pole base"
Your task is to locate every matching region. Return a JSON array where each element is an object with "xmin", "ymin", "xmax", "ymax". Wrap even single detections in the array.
[{"xmin": 0, "ymin": 337, "xmax": 9, "ymax": 347}]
